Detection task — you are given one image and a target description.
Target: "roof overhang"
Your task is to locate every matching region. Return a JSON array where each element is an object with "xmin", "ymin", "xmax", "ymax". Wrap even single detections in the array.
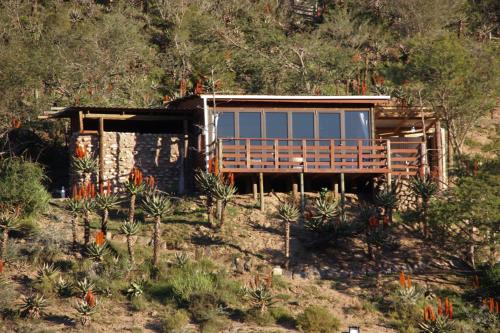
[{"xmin": 200, "ymin": 94, "xmax": 390, "ymax": 104}]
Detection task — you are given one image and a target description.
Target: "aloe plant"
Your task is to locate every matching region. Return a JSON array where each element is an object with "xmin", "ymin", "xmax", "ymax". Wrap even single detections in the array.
[
  {"xmin": 125, "ymin": 167, "xmax": 145, "ymax": 223},
  {"xmin": 244, "ymin": 283, "xmax": 276, "ymax": 313},
  {"xmin": 419, "ymin": 315, "xmax": 455, "ymax": 333},
  {"xmin": 75, "ymin": 299, "xmax": 96, "ymax": 326},
  {"xmin": 36, "ymin": 263, "xmax": 60, "ymax": 282},
  {"xmin": 95, "ymin": 192, "xmax": 120, "ymax": 237},
  {"xmin": 213, "ymin": 180, "xmax": 237, "ymax": 227},
  {"xmin": 20, "ymin": 294, "xmax": 48, "ymax": 319},
  {"xmin": 126, "ymin": 281, "xmax": 144, "ymax": 298},
  {"xmin": 375, "ymin": 186, "xmax": 398, "ymax": 224},
  {"xmin": 277, "ymin": 202, "xmax": 300, "ymax": 268},
  {"xmin": 66, "ymin": 198, "xmax": 81, "ymax": 251},
  {"xmin": 86, "ymin": 242, "xmax": 108, "ymax": 262},
  {"xmin": 76, "ymin": 278, "xmax": 95, "ymax": 297},
  {"xmin": 195, "ymin": 170, "xmax": 219, "ymax": 227},
  {"xmin": 120, "ymin": 220, "xmax": 139, "ymax": 266},
  {"xmin": 306, "ymin": 196, "xmax": 338, "ymax": 233},
  {"xmin": 410, "ymin": 176, "xmax": 438, "ymax": 238},
  {"xmin": 142, "ymin": 191, "xmax": 173, "ymax": 268},
  {"xmin": 72, "ymin": 156, "xmax": 98, "ymax": 183}
]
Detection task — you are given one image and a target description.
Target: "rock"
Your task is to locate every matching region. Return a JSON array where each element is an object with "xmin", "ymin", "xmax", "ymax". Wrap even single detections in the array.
[{"xmin": 272, "ymin": 266, "xmax": 283, "ymax": 276}]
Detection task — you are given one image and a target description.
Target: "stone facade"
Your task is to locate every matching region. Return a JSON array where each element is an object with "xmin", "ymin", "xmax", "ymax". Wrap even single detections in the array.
[{"xmin": 71, "ymin": 132, "xmax": 184, "ymax": 192}]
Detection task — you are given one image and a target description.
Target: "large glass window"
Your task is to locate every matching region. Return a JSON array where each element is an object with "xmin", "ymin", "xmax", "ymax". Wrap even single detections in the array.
[
  {"xmin": 292, "ymin": 112, "xmax": 314, "ymax": 139},
  {"xmin": 239, "ymin": 112, "xmax": 261, "ymax": 138},
  {"xmin": 266, "ymin": 112, "xmax": 288, "ymax": 138},
  {"xmin": 318, "ymin": 113, "xmax": 341, "ymax": 140},
  {"xmin": 217, "ymin": 112, "xmax": 235, "ymax": 138},
  {"xmin": 345, "ymin": 111, "xmax": 370, "ymax": 140}
]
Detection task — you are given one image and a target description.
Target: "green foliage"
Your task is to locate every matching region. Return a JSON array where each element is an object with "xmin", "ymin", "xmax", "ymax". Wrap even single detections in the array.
[
  {"xmin": 418, "ymin": 316, "xmax": 455, "ymax": 333},
  {"xmin": 0, "ymin": 158, "xmax": 49, "ymax": 217},
  {"xmin": 160, "ymin": 309, "xmax": 190, "ymax": 333},
  {"xmin": 95, "ymin": 193, "xmax": 120, "ymax": 212},
  {"xmin": 86, "ymin": 242, "xmax": 109, "ymax": 262},
  {"xmin": 76, "ymin": 278, "xmax": 95, "ymax": 297},
  {"xmin": 56, "ymin": 277, "xmax": 73, "ymax": 297},
  {"xmin": 126, "ymin": 281, "xmax": 145, "ymax": 299},
  {"xmin": 296, "ymin": 305, "xmax": 340, "ymax": 333},
  {"xmin": 142, "ymin": 191, "xmax": 174, "ymax": 218},
  {"xmin": 244, "ymin": 283, "xmax": 276, "ymax": 313},
  {"xmin": 120, "ymin": 220, "xmax": 140, "ymax": 236},
  {"xmin": 270, "ymin": 306, "xmax": 297, "ymax": 327},
  {"xmin": 278, "ymin": 202, "xmax": 300, "ymax": 223},
  {"xmin": 71, "ymin": 156, "xmax": 98, "ymax": 177},
  {"xmin": 305, "ymin": 195, "xmax": 339, "ymax": 233},
  {"xmin": 74, "ymin": 300, "xmax": 96, "ymax": 326}
]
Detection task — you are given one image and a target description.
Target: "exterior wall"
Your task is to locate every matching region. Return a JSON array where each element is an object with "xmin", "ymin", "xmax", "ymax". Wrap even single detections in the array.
[{"xmin": 71, "ymin": 132, "xmax": 183, "ymax": 192}]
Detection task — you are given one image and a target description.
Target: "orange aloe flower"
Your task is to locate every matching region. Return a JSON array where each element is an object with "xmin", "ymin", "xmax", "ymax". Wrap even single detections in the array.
[
  {"xmin": 449, "ymin": 302, "xmax": 453, "ymax": 319},
  {"xmin": 399, "ymin": 272, "xmax": 406, "ymax": 288},
  {"xmin": 75, "ymin": 144, "xmax": 87, "ymax": 159},
  {"xmin": 444, "ymin": 297, "xmax": 449, "ymax": 316},
  {"xmin": 95, "ymin": 231, "xmax": 105, "ymax": 246},
  {"xmin": 437, "ymin": 298, "xmax": 443, "ymax": 315},
  {"xmin": 0, "ymin": 260, "xmax": 4, "ymax": 274},
  {"xmin": 490, "ymin": 297, "xmax": 494, "ymax": 313},
  {"xmin": 496, "ymin": 301, "xmax": 499, "ymax": 314},
  {"xmin": 84, "ymin": 290, "xmax": 96, "ymax": 308},
  {"xmin": 406, "ymin": 276, "xmax": 412, "ymax": 288}
]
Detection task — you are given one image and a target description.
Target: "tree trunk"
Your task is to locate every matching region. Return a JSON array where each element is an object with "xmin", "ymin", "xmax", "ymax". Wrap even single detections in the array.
[
  {"xmin": 0, "ymin": 229, "xmax": 8, "ymax": 259},
  {"xmin": 207, "ymin": 198, "xmax": 215, "ymax": 228},
  {"xmin": 219, "ymin": 202, "xmax": 227, "ymax": 227},
  {"xmin": 470, "ymin": 244, "xmax": 476, "ymax": 271},
  {"xmin": 83, "ymin": 210, "xmax": 90, "ymax": 245},
  {"xmin": 216, "ymin": 199, "xmax": 222, "ymax": 222},
  {"xmin": 71, "ymin": 214, "xmax": 78, "ymax": 251},
  {"xmin": 153, "ymin": 216, "xmax": 161, "ymax": 268},
  {"xmin": 423, "ymin": 202, "xmax": 429, "ymax": 239},
  {"xmin": 128, "ymin": 194, "xmax": 136, "ymax": 223},
  {"xmin": 284, "ymin": 220, "xmax": 290, "ymax": 269},
  {"xmin": 101, "ymin": 208, "xmax": 109, "ymax": 237},
  {"xmin": 127, "ymin": 235, "xmax": 135, "ymax": 266}
]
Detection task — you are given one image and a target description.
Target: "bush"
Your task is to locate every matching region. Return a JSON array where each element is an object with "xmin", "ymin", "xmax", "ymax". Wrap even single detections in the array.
[
  {"xmin": 245, "ymin": 309, "xmax": 275, "ymax": 326},
  {"xmin": 161, "ymin": 309, "xmax": 190, "ymax": 333},
  {"xmin": 0, "ymin": 158, "xmax": 50, "ymax": 217},
  {"xmin": 270, "ymin": 306, "xmax": 296, "ymax": 328},
  {"xmin": 129, "ymin": 297, "xmax": 147, "ymax": 312},
  {"xmin": 200, "ymin": 316, "xmax": 230, "ymax": 333},
  {"xmin": 296, "ymin": 306, "xmax": 340, "ymax": 333},
  {"xmin": 188, "ymin": 292, "xmax": 223, "ymax": 323}
]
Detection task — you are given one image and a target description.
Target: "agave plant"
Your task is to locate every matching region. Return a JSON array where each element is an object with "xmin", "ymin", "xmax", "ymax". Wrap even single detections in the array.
[
  {"xmin": 375, "ymin": 186, "xmax": 398, "ymax": 223},
  {"xmin": 195, "ymin": 170, "xmax": 219, "ymax": 227},
  {"xmin": 410, "ymin": 176, "xmax": 438, "ymax": 238},
  {"xmin": 0, "ymin": 213, "xmax": 19, "ymax": 260},
  {"xmin": 75, "ymin": 299, "xmax": 96, "ymax": 326},
  {"xmin": 126, "ymin": 281, "xmax": 144, "ymax": 298},
  {"xmin": 244, "ymin": 284, "xmax": 276, "ymax": 313},
  {"xmin": 419, "ymin": 315, "xmax": 455, "ymax": 333},
  {"xmin": 277, "ymin": 202, "xmax": 300, "ymax": 268},
  {"xmin": 56, "ymin": 277, "xmax": 73, "ymax": 297},
  {"xmin": 36, "ymin": 263, "xmax": 60, "ymax": 282},
  {"xmin": 142, "ymin": 191, "xmax": 174, "ymax": 268},
  {"xmin": 66, "ymin": 198, "xmax": 81, "ymax": 251},
  {"xmin": 212, "ymin": 180, "xmax": 237, "ymax": 227},
  {"xmin": 76, "ymin": 278, "xmax": 95, "ymax": 297},
  {"xmin": 80, "ymin": 198, "xmax": 95, "ymax": 246},
  {"xmin": 174, "ymin": 251, "xmax": 189, "ymax": 267},
  {"xmin": 120, "ymin": 220, "xmax": 139, "ymax": 266},
  {"xmin": 86, "ymin": 242, "xmax": 108, "ymax": 262},
  {"xmin": 19, "ymin": 294, "xmax": 48, "ymax": 319},
  {"xmin": 95, "ymin": 192, "xmax": 120, "ymax": 237},
  {"xmin": 305, "ymin": 196, "xmax": 338, "ymax": 233}
]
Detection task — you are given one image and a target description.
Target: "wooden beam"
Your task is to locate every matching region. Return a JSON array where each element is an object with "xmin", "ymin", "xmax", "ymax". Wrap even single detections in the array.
[
  {"xmin": 78, "ymin": 111, "xmax": 84, "ymax": 133},
  {"xmin": 98, "ymin": 118, "xmax": 105, "ymax": 186},
  {"xmin": 299, "ymin": 172, "xmax": 305, "ymax": 213},
  {"xmin": 259, "ymin": 172, "xmax": 265, "ymax": 212},
  {"xmin": 83, "ymin": 114, "xmax": 188, "ymax": 121},
  {"xmin": 386, "ymin": 139, "xmax": 392, "ymax": 188},
  {"xmin": 435, "ymin": 120, "xmax": 444, "ymax": 188}
]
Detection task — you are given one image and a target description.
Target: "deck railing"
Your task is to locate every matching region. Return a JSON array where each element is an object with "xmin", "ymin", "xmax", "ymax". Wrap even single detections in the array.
[{"xmin": 216, "ymin": 138, "xmax": 422, "ymax": 176}]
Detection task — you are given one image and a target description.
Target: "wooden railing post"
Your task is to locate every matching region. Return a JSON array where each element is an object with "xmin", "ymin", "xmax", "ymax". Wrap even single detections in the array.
[
  {"xmin": 274, "ymin": 139, "xmax": 279, "ymax": 169},
  {"xmin": 386, "ymin": 139, "xmax": 392, "ymax": 188},
  {"xmin": 357, "ymin": 139, "xmax": 363, "ymax": 170},
  {"xmin": 245, "ymin": 139, "xmax": 251, "ymax": 168},
  {"xmin": 419, "ymin": 141, "xmax": 427, "ymax": 178},
  {"xmin": 330, "ymin": 139, "xmax": 335, "ymax": 169},
  {"xmin": 302, "ymin": 139, "xmax": 307, "ymax": 172},
  {"xmin": 218, "ymin": 139, "xmax": 223, "ymax": 173}
]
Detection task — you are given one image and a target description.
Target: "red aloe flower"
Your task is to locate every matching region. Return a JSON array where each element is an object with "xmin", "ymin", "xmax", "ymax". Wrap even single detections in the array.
[
  {"xmin": 75, "ymin": 144, "xmax": 87, "ymax": 159},
  {"xmin": 444, "ymin": 297, "xmax": 450, "ymax": 316},
  {"xmin": 496, "ymin": 301, "xmax": 499, "ymax": 314},
  {"xmin": 0, "ymin": 260, "xmax": 4, "ymax": 274},
  {"xmin": 437, "ymin": 298, "xmax": 443, "ymax": 315},
  {"xmin": 490, "ymin": 297, "xmax": 494, "ymax": 313},
  {"xmin": 449, "ymin": 302, "xmax": 453, "ymax": 319},
  {"xmin": 95, "ymin": 231, "xmax": 105, "ymax": 246},
  {"xmin": 399, "ymin": 271, "xmax": 406, "ymax": 288},
  {"xmin": 107, "ymin": 180, "xmax": 111, "ymax": 195},
  {"xmin": 406, "ymin": 276, "xmax": 412, "ymax": 288},
  {"xmin": 84, "ymin": 290, "xmax": 96, "ymax": 308}
]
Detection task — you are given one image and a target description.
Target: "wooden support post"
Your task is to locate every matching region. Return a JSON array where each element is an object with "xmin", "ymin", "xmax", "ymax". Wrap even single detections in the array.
[
  {"xmin": 217, "ymin": 139, "xmax": 223, "ymax": 175},
  {"xmin": 246, "ymin": 139, "xmax": 251, "ymax": 168},
  {"xmin": 179, "ymin": 119, "xmax": 189, "ymax": 194},
  {"xmin": 299, "ymin": 172, "xmax": 305, "ymax": 213},
  {"xmin": 357, "ymin": 139, "xmax": 363, "ymax": 169},
  {"xmin": 302, "ymin": 139, "xmax": 307, "ymax": 171},
  {"xmin": 98, "ymin": 118, "xmax": 105, "ymax": 186},
  {"xmin": 252, "ymin": 179, "xmax": 258, "ymax": 201},
  {"xmin": 78, "ymin": 111, "xmax": 84, "ymax": 133},
  {"xmin": 292, "ymin": 180, "xmax": 298, "ymax": 200},
  {"xmin": 330, "ymin": 139, "xmax": 335, "ymax": 169},
  {"xmin": 274, "ymin": 139, "xmax": 279, "ymax": 169},
  {"xmin": 386, "ymin": 139, "xmax": 392, "ymax": 189},
  {"xmin": 333, "ymin": 182, "xmax": 339, "ymax": 199},
  {"xmin": 419, "ymin": 141, "xmax": 427, "ymax": 179},
  {"xmin": 340, "ymin": 173, "xmax": 346, "ymax": 223},
  {"xmin": 259, "ymin": 172, "xmax": 264, "ymax": 212}
]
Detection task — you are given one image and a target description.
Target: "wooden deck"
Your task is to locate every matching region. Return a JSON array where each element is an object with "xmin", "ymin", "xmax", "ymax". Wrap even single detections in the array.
[{"xmin": 216, "ymin": 138, "xmax": 423, "ymax": 177}]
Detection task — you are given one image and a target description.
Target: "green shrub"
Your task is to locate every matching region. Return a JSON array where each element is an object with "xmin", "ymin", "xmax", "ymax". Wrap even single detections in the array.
[
  {"xmin": 161, "ymin": 309, "xmax": 190, "ymax": 333},
  {"xmin": 296, "ymin": 305, "xmax": 340, "ymax": 333},
  {"xmin": 270, "ymin": 306, "xmax": 296, "ymax": 328},
  {"xmin": 188, "ymin": 292, "xmax": 223, "ymax": 323},
  {"xmin": 129, "ymin": 297, "xmax": 147, "ymax": 312},
  {"xmin": 200, "ymin": 316, "xmax": 230, "ymax": 333},
  {"xmin": 245, "ymin": 309, "xmax": 275, "ymax": 326},
  {"xmin": 0, "ymin": 158, "xmax": 50, "ymax": 217}
]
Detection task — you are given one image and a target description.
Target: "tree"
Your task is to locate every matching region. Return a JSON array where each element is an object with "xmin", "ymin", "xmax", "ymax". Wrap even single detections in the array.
[
  {"xmin": 428, "ymin": 168, "xmax": 500, "ymax": 269},
  {"xmin": 212, "ymin": 179, "xmax": 237, "ymax": 227},
  {"xmin": 66, "ymin": 198, "xmax": 81, "ymax": 252},
  {"xmin": 95, "ymin": 185, "xmax": 120, "ymax": 237},
  {"xmin": 195, "ymin": 170, "xmax": 219, "ymax": 227},
  {"xmin": 142, "ymin": 191, "xmax": 173, "ymax": 269},
  {"xmin": 277, "ymin": 202, "xmax": 300, "ymax": 269},
  {"xmin": 125, "ymin": 168, "xmax": 145, "ymax": 224}
]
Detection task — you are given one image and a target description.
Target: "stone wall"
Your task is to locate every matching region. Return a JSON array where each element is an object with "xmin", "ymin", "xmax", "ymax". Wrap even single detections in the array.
[{"xmin": 71, "ymin": 132, "xmax": 184, "ymax": 192}]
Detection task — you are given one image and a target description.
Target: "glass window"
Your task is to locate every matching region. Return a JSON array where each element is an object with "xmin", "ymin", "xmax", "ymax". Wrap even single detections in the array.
[
  {"xmin": 292, "ymin": 112, "xmax": 314, "ymax": 139},
  {"xmin": 345, "ymin": 111, "xmax": 370, "ymax": 140},
  {"xmin": 217, "ymin": 112, "xmax": 235, "ymax": 138},
  {"xmin": 318, "ymin": 113, "xmax": 341, "ymax": 140},
  {"xmin": 239, "ymin": 112, "xmax": 261, "ymax": 138},
  {"xmin": 266, "ymin": 112, "xmax": 288, "ymax": 138}
]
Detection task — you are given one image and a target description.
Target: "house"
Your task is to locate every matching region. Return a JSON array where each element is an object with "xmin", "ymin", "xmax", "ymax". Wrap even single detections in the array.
[{"xmin": 41, "ymin": 95, "xmax": 447, "ymax": 198}]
